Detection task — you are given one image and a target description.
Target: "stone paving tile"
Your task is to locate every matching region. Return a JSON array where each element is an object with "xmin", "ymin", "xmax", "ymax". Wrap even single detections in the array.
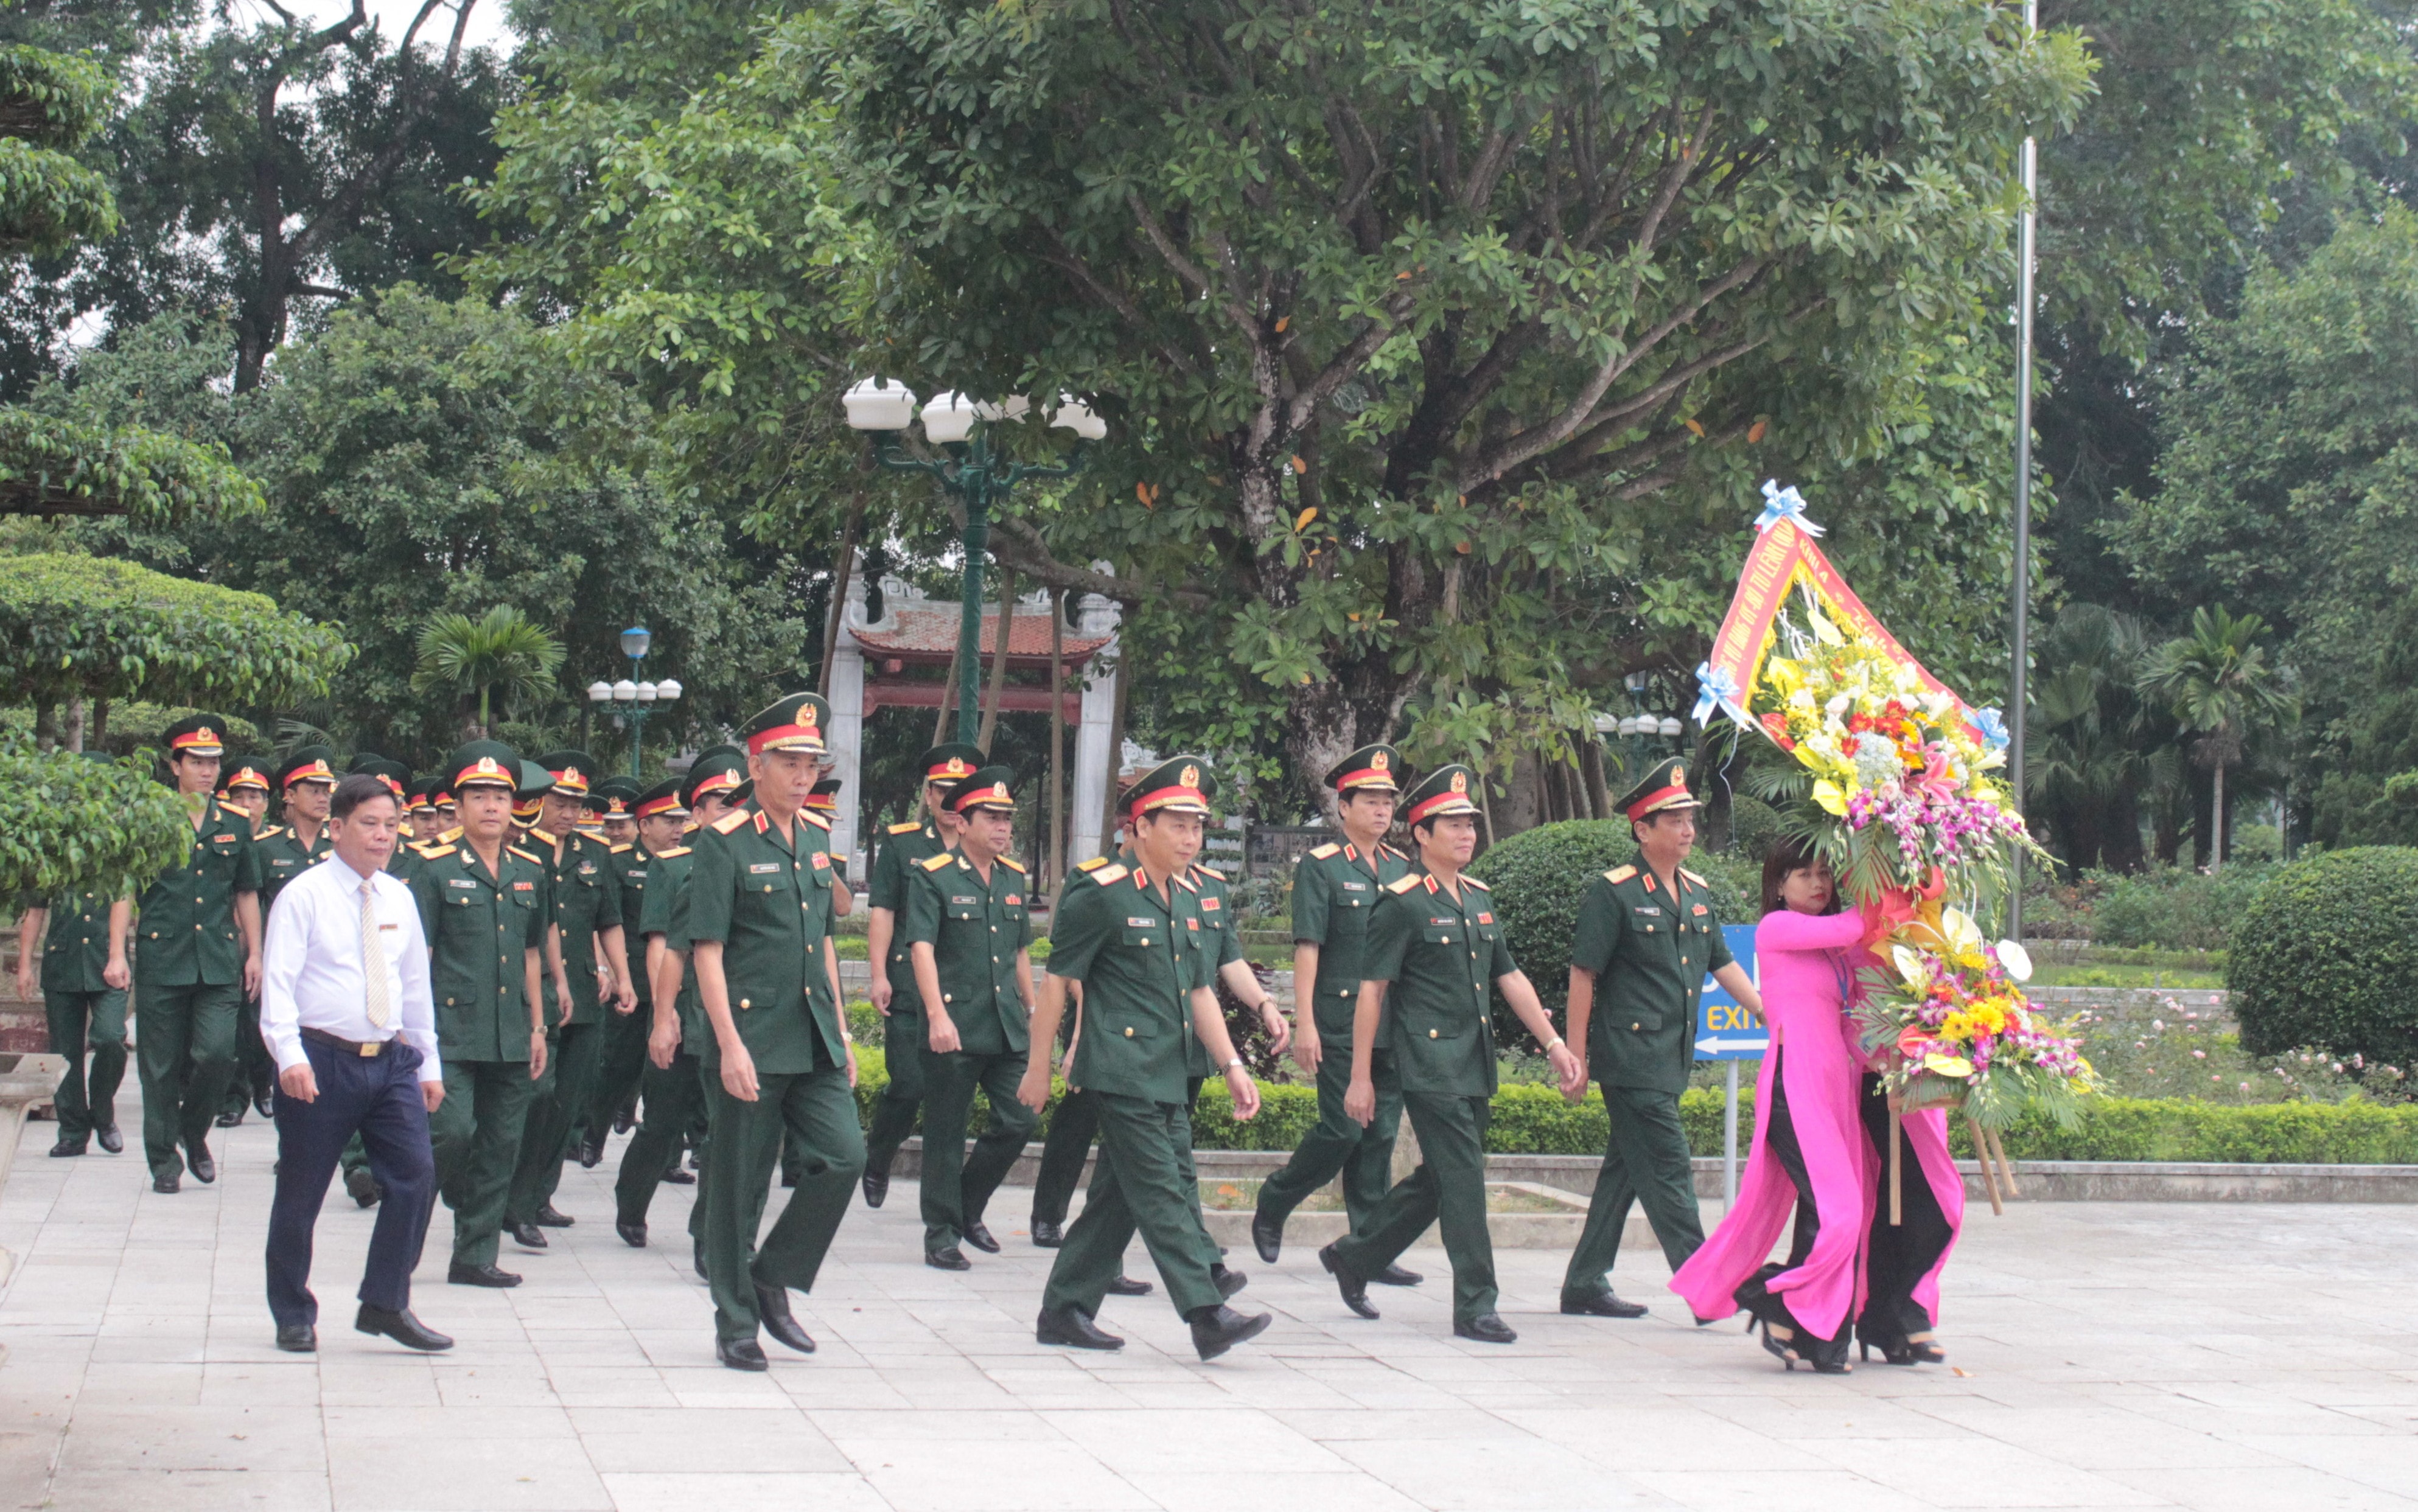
[{"xmin": 8, "ymin": 1095, "xmax": 2418, "ymax": 1511}]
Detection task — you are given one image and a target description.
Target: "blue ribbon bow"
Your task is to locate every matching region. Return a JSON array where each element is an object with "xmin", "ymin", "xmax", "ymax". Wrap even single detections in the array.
[
  {"xmin": 1693, "ymin": 661, "xmax": 1742, "ymax": 726},
  {"xmin": 1974, "ymin": 706, "xmax": 2012, "ymax": 751},
  {"xmin": 1755, "ymin": 479, "xmax": 1824, "ymax": 536}
]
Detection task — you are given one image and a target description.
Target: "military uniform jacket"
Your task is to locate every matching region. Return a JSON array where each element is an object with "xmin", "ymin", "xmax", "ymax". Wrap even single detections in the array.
[
  {"xmin": 645, "ymin": 846, "xmax": 707, "ymax": 1056},
  {"xmin": 1366, "ymin": 871, "xmax": 1514, "ymax": 1097},
  {"xmin": 135, "ymin": 801, "xmax": 262, "ymax": 987},
  {"xmin": 612, "ymin": 842, "xmax": 653, "ymax": 1008},
  {"xmin": 1050, "ymin": 859, "xmax": 1210, "ymax": 1106},
  {"xmin": 534, "ymin": 827, "xmax": 623, "ymax": 1025},
  {"xmin": 1181, "ymin": 862, "xmax": 1247, "ymax": 1077},
  {"xmin": 869, "ymin": 819, "xmax": 949, "ymax": 1011},
  {"xmin": 411, "ymin": 840, "xmax": 553, "ymax": 1062},
  {"xmin": 685, "ymin": 808, "xmax": 845, "ymax": 1075},
  {"xmin": 1570, "ymin": 863, "xmax": 1734, "ymax": 1093},
  {"xmin": 902, "ymin": 849, "xmax": 1033, "ymax": 1056},
  {"xmin": 1291, "ymin": 839, "xmax": 1414, "ymax": 1048},
  {"xmin": 256, "ymin": 823, "xmax": 333, "ymax": 915},
  {"xmin": 31, "ymin": 887, "xmax": 122, "ymax": 994}
]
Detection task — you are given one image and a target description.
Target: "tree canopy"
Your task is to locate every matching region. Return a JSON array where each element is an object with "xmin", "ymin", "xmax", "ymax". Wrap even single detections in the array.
[{"xmin": 0, "ymin": 739, "xmax": 189, "ymax": 902}]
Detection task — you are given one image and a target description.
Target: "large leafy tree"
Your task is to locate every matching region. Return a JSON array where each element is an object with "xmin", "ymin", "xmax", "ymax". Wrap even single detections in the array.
[{"xmin": 803, "ymin": 0, "xmax": 2091, "ymax": 793}]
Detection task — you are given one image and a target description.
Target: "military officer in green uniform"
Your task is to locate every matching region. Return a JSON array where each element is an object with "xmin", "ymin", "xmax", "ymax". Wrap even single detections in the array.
[
  {"xmin": 859, "ymin": 742, "xmax": 980, "ymax": 1207},
  {"xmin": 1322, "ymin": 764, "xmax": 1585, "ymax": 1343},
  {"xmin": 588, "ymin": 775, "xmax": 653, "ymax": 1144},
  {"xmin": 506, "ymin": 751, "xmax": 635, "ymax": 1246},
  {"xmin": 133, "ymin": 714, "xmax": 264, "ymax": 1193},
  {"xmin": 1018, "ymin": 757, "xmax": 1273, "ymax": 1362},
  {"xmin": 15, "ymin": 877, "xmax": 131, "ymax": 1157},
  {"xmin": 226, "ymin": 745, "xmax": 340, "ymax": 1126},
  {"xmin": 1559, "ymin": 761, "xmax": 1761, "ymax": 1317},
  {"xmin": 413, "ymin": 740, "xmax": 557, "ymax": 1287},
  {"xmin": 1253, "ymin": 744, "xmax": 1417, "ymax": 1273},
  {"xmin": 217, "ymin": 759, "xmax": 272, "ymax": 826},
  {"xmin": 901, "ymin": 765, "xmax": 1039, "ymax": 1268},
  {"xmin": 688, "ymin": 694, "xmax": 862, "ymax": 1370}
]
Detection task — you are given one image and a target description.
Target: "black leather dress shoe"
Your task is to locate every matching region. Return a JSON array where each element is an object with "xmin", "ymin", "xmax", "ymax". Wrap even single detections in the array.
[
  {"xmin": 254, "ymin": 1093, "xmax": 276, "ymax": 1120},
  {"xmin": 1455, "ymin": 1311, "xmax": 1519, "ymax": 1344},
  {"xmin": 719, "ymin": 1337, "xmax": 769, "ymax": 1371},
  {"xmin": 534, "ymin": 1204, "xmax": 574, "ymax": 1228},
  {"xmin": 925, "ymin": 1247, "xmax": 972, "ymax": 1272},
  {"xmin": 1105, "ymin": 1274, "xmax": 1153, "ymax": 1297},
  {"xmin": 1320, "ymin": 1241, "xmax": 1378, "ymax": 1319},
  {"xmin": 693, "ymin": 1239, "xmax": 709, "ymax": 1280},
  {"xmin": 755, "ymin": 1282, "xmax": 817, "ymax": 1354},
  {"xmin": 1035, "ymin": 1306, "xmax": 1124, "ymax": 1350},
  {"xmin": 1030, "ymin": 1218, "xmax": 1063, "ymax": 1247},
  {"xmin": 1371, "ymin": 1263, "xmax": 1424, "ymax": 1286},
  {"xmin": 508, "ymin": 1221, "xmax": 548, "ymax": 1250},
  {"xmin": 96, "ymin": 1126, "xmax": 123, "ymax": 1154},
  {"xmin": 346, "ymin": 1169, "xmax": 381, "ymax": 1208},
  {"xmin": 49, "ymin": 1135, "xmax": 87, "ymax": 1157},
  {"xmin": 275, "ymin": 1323, "xmax": 317, "ymax": 1353},
  {"xmin": 152, "ymin": 1173, "xmax": 180, "ymax": 1194},
  {"xmin": 448, "ymin": 1261, "xmax": 522, "ymax": 1287},
  {"xmin": 1250, "ymin": 1209, "xmax": 1282, "ymax": 1264},
  {"xmin": 962, "ymin": 1221, "xmax": 1001, "ymax": 1255},
  {"xmin": 617, "ymin": 1220, "xmax": 648, "ymax": 1248},
  {"xmin": 1212, "ymin": 1264, "xmax": 1246, "ymax": 1300},
  {"xmin": 613, "ymin": 1104, "xmax": 636, "ymax": 1135},
  {"xmin": 1187, "ymin": 1305, "xmax": 1273, "ymax": 1361},
  {"xmin": 660, "ymin": 1166, "xmax": 695, "ymax": 1185},
  {"xmin": 861, "ymin": 1156, "xmax": 892, "ymax": 1208},
  {"xmin": 215, "ymin": 1110, "xmax": 243, "ymax": 1129},
  {"xmin": 577, "ymin": 1134, "xmax": 606, "ymax": 1169},
  {"xmin": 356, "ymin": 1304, "xmax": 453, "ymax": 1351},
  {"xmin": 1560, "ymin": 1290, "xmax": 1648, "ymax": 1319},
  {"xmin": 188, "ymin": 1149, "xmax": 217, "ymax": 1183}
]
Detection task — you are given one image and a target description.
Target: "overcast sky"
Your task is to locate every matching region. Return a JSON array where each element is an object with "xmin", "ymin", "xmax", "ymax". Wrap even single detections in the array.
[{"xmin": 232, "ymin": 1, "xmax": 519, "ymax": 58}]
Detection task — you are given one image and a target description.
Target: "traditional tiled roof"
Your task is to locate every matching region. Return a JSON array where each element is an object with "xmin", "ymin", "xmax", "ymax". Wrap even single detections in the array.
[{"xmin": 852, "ymin": 605, "xmax": 1111, "ymax": 662}]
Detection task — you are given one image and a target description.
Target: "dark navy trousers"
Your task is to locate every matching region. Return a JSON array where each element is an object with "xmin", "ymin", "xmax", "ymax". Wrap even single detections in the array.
[{"xmin": 266, "ymin": 1036, "xmax": 438, "ymax": 1328}]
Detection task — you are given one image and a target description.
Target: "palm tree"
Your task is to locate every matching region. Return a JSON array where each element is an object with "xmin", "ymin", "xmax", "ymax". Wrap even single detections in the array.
[
  {"xmin": 2137, "ymin": 605, "xmax": 2297, "ymax": 871},
  {"xmin": 412, "ymin": 607, "xmax": 564, "ymax": 739}
]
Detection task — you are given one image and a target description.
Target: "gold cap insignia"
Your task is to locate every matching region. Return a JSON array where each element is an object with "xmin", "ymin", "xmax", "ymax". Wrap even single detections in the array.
[
  {"xmin": 1450, "ymin": 770, "xmax": 1469, "ymax": 793},
  {"xmin": 1371, "ymin": 751, "xmax": 1389, "ymax": 770},
  {"xmin": 1670, "ymin": 764, "xmax": 1686, "ymax": 784},
  {"xmin": 1181, "ymin": 764, "xmax": 1200, "ymax": 789},
  {"xmin": 946, "ymin": 758, "xmax": 968, "ymax": 776}
]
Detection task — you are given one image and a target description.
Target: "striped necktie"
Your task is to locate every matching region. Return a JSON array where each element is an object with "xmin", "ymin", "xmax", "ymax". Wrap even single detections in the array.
[{"xmin": 360, "ymin": 880, "xmax": 392, "ymax": 1029}]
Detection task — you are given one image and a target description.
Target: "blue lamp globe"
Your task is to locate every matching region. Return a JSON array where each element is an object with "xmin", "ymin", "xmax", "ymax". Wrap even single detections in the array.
[{"xmin": 620, "ymin": 626, "xmax": 651, "ymax": 661}]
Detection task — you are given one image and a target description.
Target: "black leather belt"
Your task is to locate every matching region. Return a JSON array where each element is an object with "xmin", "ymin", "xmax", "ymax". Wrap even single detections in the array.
[{"xmin": 302, "ymin": 1025, "xmax": 397, "ymax": 1057}]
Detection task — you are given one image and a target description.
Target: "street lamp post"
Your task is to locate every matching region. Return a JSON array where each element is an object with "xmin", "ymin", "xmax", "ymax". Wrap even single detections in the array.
[
  {"xmin": 586, "ymin": 625, "xmax": 682, "ymax": 779},
  {"xmin": 844, "ymin": 380, "xmax": 1105, "ymax": 746}
]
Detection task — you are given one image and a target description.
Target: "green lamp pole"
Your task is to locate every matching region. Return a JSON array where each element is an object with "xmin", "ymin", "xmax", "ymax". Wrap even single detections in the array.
[
  {"xmin": 585, "ymin": 626, "xmax": 680, "ymax": 778},
  {"xmin": 843, "ymin": 382, "xmax": 1105, "ymax": 745}
]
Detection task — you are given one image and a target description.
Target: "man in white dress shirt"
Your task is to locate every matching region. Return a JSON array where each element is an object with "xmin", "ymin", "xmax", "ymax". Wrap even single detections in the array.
[{"xmin": 259, "ymin": 773, "xmax": 453, "ymax": 1354}]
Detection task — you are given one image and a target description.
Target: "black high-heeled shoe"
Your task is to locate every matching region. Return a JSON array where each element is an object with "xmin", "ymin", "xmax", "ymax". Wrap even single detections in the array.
[
  {"xmin": 1755, "ymin": 1315, "xmax": 1802, "ymax": 1370},
  {"xmin": 1857, "ymin": 1324, "xmax": 1946, "ymax": 1366}
]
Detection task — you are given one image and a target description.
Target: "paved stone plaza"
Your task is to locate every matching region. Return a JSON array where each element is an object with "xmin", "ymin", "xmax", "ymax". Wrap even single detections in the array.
[{"xmin": 2, "ymin": 1109, "xmax": 2414, "ymax": 1512}]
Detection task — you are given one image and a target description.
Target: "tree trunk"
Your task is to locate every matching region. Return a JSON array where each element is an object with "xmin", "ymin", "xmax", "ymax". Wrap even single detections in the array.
[
  {"xmin": 91, "ymin": 698, "xmax": 110, "ymax": 751},
  {"xmin": 33, "ymin": 696, "xmax": 58, "ymax": 753},
  {"xmin": 1501, "ymin": 751, "xmax": 1542, "ymax": 835},
  {"xmin": 2209, "ymin": 763, "xmax": 2227, "ymax": 873},
  {"xmin": 977, "ymin": 568, "xmax": 1018, "ymax": 752},
  {"xmin": 1578, "ymin": 734, "xmax": 1611, "ymax": 820},
  {"xmin": 817, "ymin": 496, "xmax": 865, "ymax": 697},
  {"xmin": 1100, "ymin": 644, "xmax": 1130, "ymax": 851},
  {"xmin": 63, "ymin": 695, "xmax": 87, "ymax": 754},
  {"xmin": 931, "ymin": 639, "xmax": 962, "ymax": 745},
  {"xmin": 1048, "ymin": 590, "xmax": 1066, "ymax": 885}
]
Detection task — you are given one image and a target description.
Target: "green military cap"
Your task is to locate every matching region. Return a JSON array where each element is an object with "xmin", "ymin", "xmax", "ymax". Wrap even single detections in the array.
[
  {"xmin": 804, "ymin": 776, "xmax": 843, "ymax": 818},
  {"xmin": 1613, "ymin": 758, "xmax": 1699, "ymax": 822},
  {"xmin": 219, "ymin": 758, "xmax": 272, "ymax": 796},
  {"xmin": 682, "ymin": 745, "xmax": 747, "ymax": 809},
  {"xmin": 635, "ymin": 775, "xmax": 687, "ymax": 820},
  {"xmin": 1123, "ymin": 754, "xmax": 1215, "ymax": 818},
  {"xmin": 1326, "ymin": 742, "xmax": 1403, "ymax": 793},
  {"xmin": 277, "ymin": 744, "xmax": 340, "ymax": 790},
  {"xmin": 536, "ymin": 748, "xmax": 600, "ymax": 797},
  {"xmin": 917, "ymin": 742, "xmax": 987, "ymax": 784},
  {"xmin": 591, "ymin": 775, "xmax": 640, "ymax": 819},
  {"xmin": 941, "ymin": 764, "xmax": 1017, "ymax": 814},
  {"xmin": 405, "ymin": 775, "xmax": 441, "ymax": 812},
  {"xmin": 730, "ymin": 778, "xmax": 756, "ymax": 808},
  {"xmin": 515, "ymin": 759, "xmax": 556, "ymax": 800},
  {"xmin": 442, "ymin": 738, "xmax": 522, "ymax": 792},
  {"xmin": 739, "ymin": 691, "xmax": 830, "ymax": 756},
  {"xmin": 348, "ymin": 752, "xmax": 412, "ymax": 800},
  {"xmin": 163, "ymin": 712, "xmax": 231, "ymax": 759},
  {"xmin": 1402, "ymin": 762, "xmax": 1482, "ymax": 826}
]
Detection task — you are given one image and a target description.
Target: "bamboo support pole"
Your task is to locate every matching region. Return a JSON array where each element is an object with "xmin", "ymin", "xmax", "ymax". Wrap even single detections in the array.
[
  {"xmin": 1889, "ymin": 1106, "xmax": 1903, "ymax": 1227},
  {"xmin": 1966, "ymin": 1113, "xmax": 2004, "ymax": 1216}
]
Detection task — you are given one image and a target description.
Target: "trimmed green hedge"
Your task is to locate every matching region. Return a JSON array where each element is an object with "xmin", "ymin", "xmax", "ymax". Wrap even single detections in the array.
[
  {"xmin": 846, "ymin": 1050, "xmax": 2418, "ymax": 1164},
  {"xmin": 2232, "ymin": 848, "xmax": 2418, "ymax": 1067}
]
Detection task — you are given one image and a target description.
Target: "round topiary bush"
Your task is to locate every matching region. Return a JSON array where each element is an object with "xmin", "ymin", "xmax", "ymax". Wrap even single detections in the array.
[
  {"xmin": 1725, "ymin": 793, "xmax": 1786, "ymax": 862},
  {"xmin": 1469, "ymin": 820, "xmax": 1755, "ymax": 1047},
  {"xmin": 2231, "ymin": 847, "xmax": 2418, "ymax": 1070}
]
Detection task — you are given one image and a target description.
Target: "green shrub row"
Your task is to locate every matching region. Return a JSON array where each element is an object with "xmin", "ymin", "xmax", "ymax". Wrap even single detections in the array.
[{"xmin": 848, "ymin": 1048, "xmax": 2418, "ymax": 1164}]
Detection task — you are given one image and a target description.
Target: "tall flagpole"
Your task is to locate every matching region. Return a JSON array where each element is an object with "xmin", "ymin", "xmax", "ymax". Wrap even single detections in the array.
[{"xmin": 2008, "ymin": 0, "xmax": 2039, "ymax": 941}]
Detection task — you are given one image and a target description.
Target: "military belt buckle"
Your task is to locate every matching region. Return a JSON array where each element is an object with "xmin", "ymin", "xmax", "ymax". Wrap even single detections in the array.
[{"xmin": 360, "ymin": 1040, "xmax": 380, "ymax": 1057}]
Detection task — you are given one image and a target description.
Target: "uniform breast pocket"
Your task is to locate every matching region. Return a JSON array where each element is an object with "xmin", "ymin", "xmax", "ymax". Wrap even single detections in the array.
[
  {"xmin": 1102, "ymin": 1016, "xmax": 1157, "ymax": 1043},
  {"xmin": 946, "ymin": 904, "xmax": 980, "ymax": 924},
  {"xmin": 1406, "ymin": 1007, "xmax": 1469, "ymax": 1040},
  {"xmin": 1119, "ymin": 924, "xmax": 1164, "ymax": 950}
]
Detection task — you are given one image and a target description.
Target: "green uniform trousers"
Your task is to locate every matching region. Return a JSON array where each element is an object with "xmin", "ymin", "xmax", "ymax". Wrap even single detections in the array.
[
  {"xmin": 508, "ymin": 1019, "xmax": 603, "ymax": 1225},
  {"xmin": 1029, "ymin": 1084, "xmax": 1100, "ymax": 1227},
  {"xmin": 588, "ymin": 1002, "xmax": 651, "ymax": 1139},
  {"xmin": 1334, "ymin": 1092, "xmax": 1496, "ymax": 1325},
  {"xmin": 862, "ymin": 1011, "xmax": 927, "ymax": 1168},
  {"xmin": 917, "ymin": 1047, "xmax": 1040, "ymax": 1253},
  {"xmin": 223, "ymin": 995, "xmax": 277, "ymax": 1119},
  {"xmin": 1254, "ymin": 1045, "xmax": 1402, "ymax": 1235},
  {"xmin": 44, "ymin": 988, "xmax": 128, "ymax": 1141},
  {"xmin": 1562, "ymin": 1082, "xmax": 1705, "ymax": 1298},
  {"xmin": 1041, "ymin": 1091, "xmax": 1223, "ymax": 1319},
  {"xmin": 613, "ymin": 1048, "xmax": 704, "ymax": 1226},
  {"xmin": 431, "ymin": 1059, "xmax": 537, "ymax": 1267},
  {"xmin": 702, "ymin": 1066, "xmax": 865, "ymax": 1343},
  {"xmin": 135, "ymin": 981, "xmax": 242, "ymax": 1179}
]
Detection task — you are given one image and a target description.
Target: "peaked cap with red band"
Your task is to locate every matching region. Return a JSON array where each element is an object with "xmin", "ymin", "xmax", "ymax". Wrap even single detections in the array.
[
  {"xmin": 1616, "ymin": 761, "xmax": 1699, "ymax": 823},
  {"xmin": 277, "ymin": 745, "xmax": 339, "ymax": 790},
  {"xmin": 348, "ymin": 753, "xmax": 411, "ymax": 798},
  {"xmin": 741, "ymin": 692, "xmax": 828, "ymax": 756},
  {"xmin": 1125, "ymin": 754, "xmax": 1215, "ymax": 818},
  {"xmin": 442, "ymin": 739, "xmax": 522, "ymax": 793},
  {"xmin": 635, "ymin": 776, "xmax": 687, "ymax": 820},
  {"xmin": 804, "ymin": 777, "xmax": 843, "ymax": 814},
  {"xmin": 163, "ymin": 713, "xmax": 229, "ymax": 758},
  {"xmin": 943, "ymin": 764, "xmax": 1017, "ymax": 814},
  {"xmin": 219, "ymin": 760, "xmax": 271, "ymax": 794},
  {"xmin": 681, "ymin": 745, "xmax": 747, "ymax": 809},
  {"xmin": 1402, "ymin": 763, "xmax": 1483, "ymax": 826},
  {"xmin": 918, "ymin": 742, "xmax": 986, "ymax": 784},
  {"xmin": 536, "ymin": 749, "xmax": 598, "ymax": 796},
  {"xmin": 590, "ymin": 776, "xmax": 640, "ymax": 818},
  {"xmin": 1326, "ymin": 742, "xmax": 1403, "ymax": 795}
]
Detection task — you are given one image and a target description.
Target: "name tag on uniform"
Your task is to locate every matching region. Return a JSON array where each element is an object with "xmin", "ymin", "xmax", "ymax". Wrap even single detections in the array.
[
  {"xmin": 1199, "ymin": 896, "xmax": 1221, "ymax": 911},
  {"xmin": 1429, "ymin": 916, "xmax": 1455, "ymax": 927},
  {"xmin": 1127, "ymin": 918, "xmax": 1154, "ymax": 928},
  {"xmin": 512, "ymin": 880, "xmax": 534, "ymax": 892},
  {"xmin": 1341, "ymin": 881, "xmax": 1366, "ymax": 891},
  {"xmin": 749, "ymin": 863, "xmax": 780, "ymax": 874},
  {"xmin": 447, "ymin": 878, "xmax": 478, "ymax": 890},
  {"xmin": 1634, "ymin": 905, "xmax": 1662, "ymax": 916},
  {"xmin": 951, "ymin": 895, "xmax": 979, "ymax": 905}
]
